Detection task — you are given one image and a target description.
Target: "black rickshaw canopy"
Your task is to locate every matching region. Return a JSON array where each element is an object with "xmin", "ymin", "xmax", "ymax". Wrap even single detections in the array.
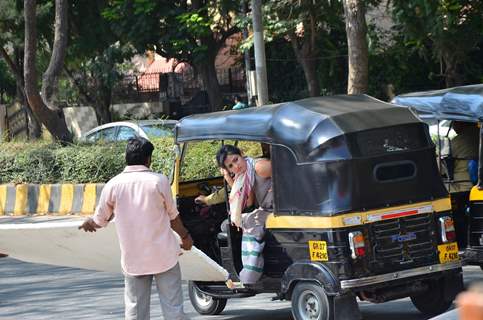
[
  {"xmin": 392, "ymin": 84, "xmax": 483, "ymax": 122},
  {"xmin": 175, "ymin": 94, "xmax": 447, "ymax": 215},
  {"xmin": 175, "ymin": 94, "xmax": 421, "ymax": 163}
]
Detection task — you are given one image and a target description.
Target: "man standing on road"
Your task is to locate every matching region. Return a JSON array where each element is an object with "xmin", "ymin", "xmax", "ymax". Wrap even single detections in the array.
[{"xmin": 79, "ymin": 137, "xmax": 192, "ymax": 320}]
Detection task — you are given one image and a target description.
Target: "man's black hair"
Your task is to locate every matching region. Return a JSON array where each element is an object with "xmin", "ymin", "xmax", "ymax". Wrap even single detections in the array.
[
  {"xmin": 216, "ymin": 144, "xmax": 242, "ymax": 169},
  {"xmin": 125, "ymin": 137, "xmax": 154, "ymax": 165}
]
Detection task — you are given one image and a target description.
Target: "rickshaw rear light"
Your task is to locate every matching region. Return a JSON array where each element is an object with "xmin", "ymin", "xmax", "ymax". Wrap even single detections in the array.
[
  {"xmin": 439, "ymin": 216, "xmax": 456, "ymax": 243},
  {"xmin": 356, "ymin": 247, "xmax": 366, "ymax": 257},
  {"xmin": 349, "ymin": 231, "xmax": 366, "ymax": 259}
]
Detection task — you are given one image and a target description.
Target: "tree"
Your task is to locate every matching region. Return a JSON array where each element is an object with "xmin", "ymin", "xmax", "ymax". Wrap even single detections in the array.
[
  {"xmin": 342, "ymin": 0, "xmax": 369, "ymax": 94},
  {"xmin": 23, "ymin": 0, "xmax": 71, "ymax": 142},
  {"xmin": 0, "ymin": 0, "xmax": 43, "ymax": 138},
  {"xmin": 392, "ymin": 0, "xmax": 483, "ymax": 87},
  {"xmin": 104, "ymin": 0, "xmax": 239, "ymax": 112},
  {"xmin": 0, "ymin": 59, "xmax": 16, "ymax": 104},
  {"xmin": 63, "ymin": 0, "xmax": 134, "ymax": 124},
  {"xmin": 264, "ymin": 0, "xmax": 345, "ymax": 97}
]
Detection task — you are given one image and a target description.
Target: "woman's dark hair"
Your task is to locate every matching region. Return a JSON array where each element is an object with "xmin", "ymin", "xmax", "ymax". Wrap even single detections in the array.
[
  {"xmin": 125, "ymin": 137, "xmax": 154, "ymax": 165},
  {"xmin": 216, "ymin": 144, "xmax": 242, "ymax": 168},
  {"xmin": 233, "ymin": 95, "xmax": 241, "ymax": 102}
]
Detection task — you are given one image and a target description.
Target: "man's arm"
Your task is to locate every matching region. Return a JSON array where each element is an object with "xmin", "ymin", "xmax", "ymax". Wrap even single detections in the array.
[{"xmin": 195, "ymin": 187, "xmax": 226, "ymax": 205}]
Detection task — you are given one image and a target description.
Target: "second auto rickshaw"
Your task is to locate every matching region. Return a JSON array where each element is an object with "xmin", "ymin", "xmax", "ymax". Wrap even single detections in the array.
[
  {"xmin": 394, "ymin": 84, "xmax": 483, "ymax": 269},
  {"xmin": 174, "ymin": 94, "xmax": 463, "ymax": 320}
]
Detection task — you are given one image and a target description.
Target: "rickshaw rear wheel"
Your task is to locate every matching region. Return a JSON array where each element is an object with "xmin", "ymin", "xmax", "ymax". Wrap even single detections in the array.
[
  {"xmin": 291, "ymin": 282, "xmax": 332, "ymax": 320},
  {"xmin": 188, "ymin": 281, "xmax": 227, "ymax": 315},
  {"xmin": 410, "ymin": 279, "xmax": 453, "ymax": 316}
]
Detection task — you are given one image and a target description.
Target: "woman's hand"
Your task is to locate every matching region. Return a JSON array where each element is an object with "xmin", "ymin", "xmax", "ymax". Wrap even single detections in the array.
[{"xmin": 221, "ymin": 168, "xmax": 234, "ymax": 187}]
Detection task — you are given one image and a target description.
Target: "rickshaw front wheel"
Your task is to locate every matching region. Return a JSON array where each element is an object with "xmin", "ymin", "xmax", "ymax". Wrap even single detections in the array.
[
  {"xmin": 291, "ymin": 282, "xmax": 332, "ymax": 320},
  {"xmin": 410, "ymin": 279, "xmax": 453, "ymax": 316},
  {"xmin": 188, "ymin": 281, "xmax": 227, "ymax": 315}
]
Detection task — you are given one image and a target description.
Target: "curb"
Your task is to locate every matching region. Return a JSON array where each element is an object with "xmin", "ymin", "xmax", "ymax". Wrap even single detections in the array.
[{"xmin": 0, "ymin": 184, "xmax": 105, "ymax": 216}]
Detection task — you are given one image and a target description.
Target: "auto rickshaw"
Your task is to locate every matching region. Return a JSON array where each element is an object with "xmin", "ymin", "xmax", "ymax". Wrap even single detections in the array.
[
  {"xmin": 393, "ymin": 84, "xmax": 483, "ymax": 269},
  {"xmin": 173, "ymin": 94, "xmax": 463, "ymax": 320}
]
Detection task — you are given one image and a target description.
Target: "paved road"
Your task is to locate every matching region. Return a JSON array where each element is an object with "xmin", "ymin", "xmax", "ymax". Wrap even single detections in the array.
[{"xmin": 0, "ymin": 257, "xmax": 481, "ymax": 320}]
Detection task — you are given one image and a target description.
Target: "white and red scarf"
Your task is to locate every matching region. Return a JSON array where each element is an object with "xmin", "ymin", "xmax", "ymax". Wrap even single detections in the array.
[{"xmin": 228, "ymin": 157, "xmax": 255, "ymax": 228}]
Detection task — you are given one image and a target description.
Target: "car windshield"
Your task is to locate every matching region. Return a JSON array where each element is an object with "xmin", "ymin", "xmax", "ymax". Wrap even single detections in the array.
[{"xmin": 141, "ymin": 124, "xmax": 174, "ymax": 138}]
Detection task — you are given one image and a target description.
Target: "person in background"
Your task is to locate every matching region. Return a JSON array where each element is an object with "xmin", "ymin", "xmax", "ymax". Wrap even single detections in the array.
[
  {"xmin": 449, "ymin": 121, "xmax": 479, "ymax": 193},
  {"xmin": 195, "ymin": 183, "xmax": 226, "ymax": 206},
  {"xmin": 447, "ymin": 121, "xmax": 479, "ymax": 248},
  {"xmin": 232, "ymin": 95, "xmax": 248, "ymax": 110},
  {"xmin": 79, "ymin": 137, "xmax": 192, "ymax": 320}
]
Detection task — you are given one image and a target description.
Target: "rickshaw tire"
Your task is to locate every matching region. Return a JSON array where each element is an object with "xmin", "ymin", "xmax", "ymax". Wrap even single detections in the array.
[
  {"xmin": 410, "ymin": 280, "xmax": 453, "ymax": 317},
  {"xmin": 188, "ymin": 281, "xmax": 227, "ymax": 315},
  {"xmin": 291, "ymin": 282, "xmax": 333, "ymax": 320}
]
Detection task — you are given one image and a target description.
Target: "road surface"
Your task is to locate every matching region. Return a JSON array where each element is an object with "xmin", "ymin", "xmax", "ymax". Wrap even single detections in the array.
[{"xmin": 0, "ymin": 257, "xmax": 481, "ymax": 320}]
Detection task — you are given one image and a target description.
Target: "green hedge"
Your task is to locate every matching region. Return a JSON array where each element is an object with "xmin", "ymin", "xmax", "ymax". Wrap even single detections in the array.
[
  {"xmin": 0, "ymin": 139, "xmax": 263, "ymax": 184},
  {"xmin": 0, "ymin": 138, "xmax": 174, "ymax": 184}
]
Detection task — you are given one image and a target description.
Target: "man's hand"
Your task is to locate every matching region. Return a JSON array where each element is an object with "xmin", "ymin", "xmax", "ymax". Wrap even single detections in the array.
[
  {"xmin": 78, "ymin": 218, "xmax": 101, "ymax": 232},
  {"xmin": 180, "ymin": 234, "xmax": 193, "ymax": 251},
  {"xmin": 194, "ymin": 195, "xmax": 207, "ymax": 205}
]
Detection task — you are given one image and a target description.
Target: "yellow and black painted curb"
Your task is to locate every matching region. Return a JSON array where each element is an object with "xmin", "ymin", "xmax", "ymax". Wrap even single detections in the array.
[{"xmin": 0, "ymin": 184, "xmax": 105, "ymax": 216}]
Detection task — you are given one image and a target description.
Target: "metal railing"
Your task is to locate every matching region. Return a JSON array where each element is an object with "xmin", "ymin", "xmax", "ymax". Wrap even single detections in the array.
[{"xmin": 111, "ymin": 67, "xmax": 246, "ymax": 105}]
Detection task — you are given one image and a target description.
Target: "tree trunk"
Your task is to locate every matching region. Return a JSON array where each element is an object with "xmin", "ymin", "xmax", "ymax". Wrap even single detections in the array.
[
  {"xmin": 24, "ymin": 0, "xmax": 72, "ymax": 142},
  {"xmin": 442, "ymin": 51, "xmax": 464, "ymax": 88},
  {"xmin": 41, "ymin": 0, "xmax": 68, "ymax": 106},
  {"xmin": 289, "ymin": 31, "xmax": 320, "ymax": 97},
  {"xmin": 197, "ymin": 61, "xmax": 223, "ymax": 112},
  {"xmin": 342, "ymin": 0, "xmax": 368, "ymax": 94},
  {"xmin": 98, "ymin": 88, "xmax": 112, "ymax": 124},
  {"xmin": 300, "ymin": 58, "xmax": 320, "ymax": 97}
]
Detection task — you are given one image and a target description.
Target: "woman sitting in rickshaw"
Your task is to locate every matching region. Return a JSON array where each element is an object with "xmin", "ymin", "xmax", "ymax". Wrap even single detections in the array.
[{"xmin": 216, "ymin": 144, "xmax": 272, "ymax": 284}]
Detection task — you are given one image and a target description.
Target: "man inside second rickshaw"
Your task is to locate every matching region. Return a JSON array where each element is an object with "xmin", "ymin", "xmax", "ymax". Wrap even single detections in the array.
[
  {"xmin": 216, "ymin": 144, "xmax": 273, "ymax": 284},
  {"xmin": 448, "ymin": 121, "xmax": 479, "ymax": 248}
]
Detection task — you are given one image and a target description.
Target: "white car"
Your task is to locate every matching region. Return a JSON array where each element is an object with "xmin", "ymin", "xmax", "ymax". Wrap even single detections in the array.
[{"xmin": 82, "ymin": 120, "xmax": 177, "ymax": 142}]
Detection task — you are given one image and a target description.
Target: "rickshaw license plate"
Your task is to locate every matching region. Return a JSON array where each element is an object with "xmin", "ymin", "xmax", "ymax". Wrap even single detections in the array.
[
  {"xmin": 308, "ymin": 241, "xmax": 328, "ymax": 261},
  {"xmin": 437, "ymin": 242, "xmax": 459, "ymax": 263}
]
